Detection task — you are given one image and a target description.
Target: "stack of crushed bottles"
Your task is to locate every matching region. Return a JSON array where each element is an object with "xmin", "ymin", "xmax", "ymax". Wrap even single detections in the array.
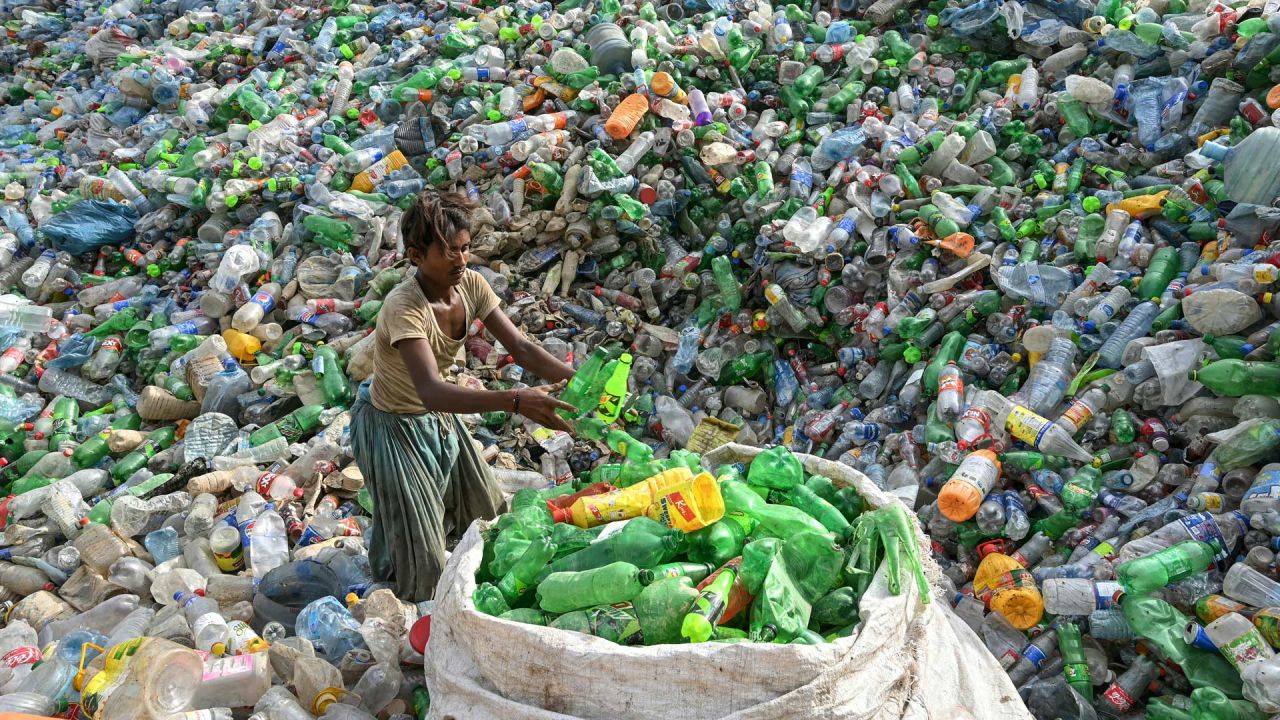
[{"xmin": 5, "ymin": 0, "xmax": 1280, "ymax": 715}]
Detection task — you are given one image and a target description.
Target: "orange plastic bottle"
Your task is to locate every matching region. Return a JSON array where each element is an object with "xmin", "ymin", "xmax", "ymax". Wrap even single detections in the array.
[
  {"xmin": 927, "ymin": 231, "xmax": 975, "ymax": 258},
  {"xmin": 604, "ymin": 93, "xmax": 650, "ymax": 139},
  {"xmin": 937, "ymin": 449, "xmax": 1002, "ymax": 522},
  {"xmin": 650, "ymin": 71, "xmax": 687, "ymax": 104}
]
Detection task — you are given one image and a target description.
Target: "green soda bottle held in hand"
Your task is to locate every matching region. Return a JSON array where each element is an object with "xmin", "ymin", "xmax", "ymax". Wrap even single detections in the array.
[
  {"xmin": 595, "ymin": 353, "xmax": 632, "ymax": 423},
  {"xmin": 681, "ymin": 560, "xmax": 740, "ymax": 643},
  {"xmin": 557, "ymin": 346, "xmax": 617, "ymax": 419},
  {"xmin": 1116, "ymin": 541, "xmax": 1215, "ymax": 595},
  {"xmin": 496, "ymin": 535, "xmax": 555, "ymax": 605}
]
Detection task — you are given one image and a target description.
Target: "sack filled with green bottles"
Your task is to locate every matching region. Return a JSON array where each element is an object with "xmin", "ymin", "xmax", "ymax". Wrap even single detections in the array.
[{"xmin": 470, "ymin": 445, "xmax": 931, "ymax": 645}]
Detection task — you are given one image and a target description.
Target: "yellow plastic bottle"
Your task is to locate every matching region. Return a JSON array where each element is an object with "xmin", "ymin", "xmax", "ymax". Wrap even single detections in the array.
[
  {"xmin": 349, "ymin": 149, "xmax": 408, "ymax": 193},
  {"xmin": 937, "ymin": 449, "xmax": 1002, "ymax": 522},
  {"xmin": 974, "ymin": 553, "xmax": 1044, "ymax": 630},
  {"xmin": 1105, "ymin": 190, "xmax": 1168, "ymax": 219},
  {"xmin": 551, "ymin": 467, "xmax": 725, "ymax": 532},
  {"xmin": 223, "ymin": 329, "xmax": 262, "ymax": 363}
]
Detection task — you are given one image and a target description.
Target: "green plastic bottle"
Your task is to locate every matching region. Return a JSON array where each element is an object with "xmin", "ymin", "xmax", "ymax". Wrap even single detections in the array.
[
  {"xmin": 638, "ymin": 562, "xmax": 717, "ymax": 586},
  {"xmin": 717, "ymin": 350, "xmax": 771, "ymax": 385},
  {"xmin": 549, "ymin": 603, "xmax": 645, "ymax": 645},
  {"xmin": 596, "ymin": 353, "xmax": 632, "ymax": 423},
  {"xmin": 1116, "ymin": 541, "xmax": 1215, "ymax": 595},
  {"xmin": 633, "ymin": 576, "xmax": 699, "ymax": 645},
  {"xmin": 544, "ymin": 518, "xmax": 682, "ymax": 575},
  {"xmin": 1192, "ymin": 360, "xmax": 1280, "ymax": 397},
  {"xmin": 1057, "ymin": 622, "xmax": 1092, "ymax": 700},
  {"xmin": 314, "ymin": 345, "xmax": 354, "ymax": 407},
  {"xmin": 250, "ymin": 405, "xmax": 324, "ymax": 446},
  {"xmin": 681, "ymin": 560, "xmax": 739, "ymax": 643},
  {"xmin": 48, "ymin": 397, "xmax": 79, "ymax": 451},
  {"xmin": 811, "ymin": 586, "xmax": 860, "ymax": 627},
  {"xmin": 721, "ymin": 480, "xmax": 830, "ymax": 540},
  {"xmin": 537, "ymin": 562, "xmax": 643, "ymax": 613},
  {"xmin": 1136, "ymin": 246, "xmax": 1179, "ymax": 300},
  {"xmin": 558, "ymin": 346, "xmax": 617, "ymax": 419},
  {"xmin": 496, "ymin": 535, "xmax": 556, "ymax": 605},
  {"xmin": 473, "ymin": 582, "xmax": 511, "ymax": 616},
  {"xmin": 785, "ymin": 485, "xmax": 851, "ymax": 538},
  {"xmin": 685, "ymin": 512, "xmax": 755, "ymax": 567},
  {"xmin": 747, "ymin": 445, "xmax": 803, "ymax": 490},
  {"xmin": 110, "ymin": 426, "xmax": 176, "ymax": 485},
  {"xmin": 498, "ymin": 608, "xmax": 556, "ymax": 626}
]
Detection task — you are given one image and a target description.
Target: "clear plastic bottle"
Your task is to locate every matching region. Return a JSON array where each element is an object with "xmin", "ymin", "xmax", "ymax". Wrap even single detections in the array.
[{"xmin": 249, "ymin": 508, "xmax": 289, "ymax": 578}]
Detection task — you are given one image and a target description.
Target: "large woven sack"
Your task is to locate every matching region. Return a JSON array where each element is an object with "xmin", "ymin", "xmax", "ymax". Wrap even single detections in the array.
[{"xmin": 426, "ymin": 443, "xmax": 1033, "ymax": 720}]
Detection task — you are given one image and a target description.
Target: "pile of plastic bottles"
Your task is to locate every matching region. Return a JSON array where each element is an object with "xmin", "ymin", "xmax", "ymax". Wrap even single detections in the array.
[{"xmin": 6, "ymin": 0, "xmax": 1280, "ymax": 715}]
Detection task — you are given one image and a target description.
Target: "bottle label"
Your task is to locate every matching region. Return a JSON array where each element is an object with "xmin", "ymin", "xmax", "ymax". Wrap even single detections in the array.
[
  {"xmin": 958, "ymin": 405, "xmax": 992, "ymax": 433},
  {"xmin": 938, "ymin": 372, "xmax": 962, "ymax": 396},
  {"xmin": 656, "ymin": 491, "xmax": 697, "ymax": 526},
  {"xmin": 1058, "ymin": 399, "xmax": 1093, "ymax": 433},
  {"xmin": 1094, "ymin": 580, "xmax": 1123, "ymax": 609},
  {"xmin": 1102, "ymin": 684, "xmax": 1135, "ymax": 712},
  {"xmin": 1179, "ymin": 512, "xmax": 1229, "ymax": 561},
  {"xmin": 101, "ymin": 337, "xmax": 123, "ymax": 353},
  {"xmin": 202, "ymin": 653, "xmax": 255, "ymax": 681},
  {"xmin": 947, "ymin": 457, "xmax": 997, "ymax": 499},
  {"xmin": 212, "ymin": 540, "xmax": 244, "ymax": 572},
  {"xmin": 1006, "ymin": 405, "xmax": 1052, "ymax": 448},
  {"xmin": 1241, "ymin": 469, "xmax": 1280, "ymax": 505},
  {"xmin": 1023, "ymin": 642, "xmax": 1047, "ymax": 669},
  {"xmin": 1221, "ymin": 626, "xmax": 1274, "ymax": 671},
  {"xmin": 251, "ymin": 290, "xmax": 276, "ymax": 313},
  {"xmin": 1, "ymin": 645, "xmax": 40, "ymax": 668},
  {"xmin": 1253, "ymin": 608, "xmax": 1280, "ymax": 649},
  {"xmin": 296, "ymin": 525, "xmax": 326, "ymax": 548}
]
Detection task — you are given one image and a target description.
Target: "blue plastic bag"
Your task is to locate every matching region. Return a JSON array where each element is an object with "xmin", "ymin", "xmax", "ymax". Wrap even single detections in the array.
[{"xmin": 40, "ymin": 200, "xmax": 137, "ymax": 255}]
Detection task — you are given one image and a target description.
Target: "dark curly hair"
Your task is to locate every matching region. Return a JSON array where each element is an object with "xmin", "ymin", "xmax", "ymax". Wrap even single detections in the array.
[{"xmin": 400, "ymin": 190, "xmax": 475, "ymax": 254}]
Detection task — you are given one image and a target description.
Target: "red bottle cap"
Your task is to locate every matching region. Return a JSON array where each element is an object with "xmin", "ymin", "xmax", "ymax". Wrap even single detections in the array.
[{"xmin": 409, "ymin": 614, "xmax": 432, "ymax": 655}]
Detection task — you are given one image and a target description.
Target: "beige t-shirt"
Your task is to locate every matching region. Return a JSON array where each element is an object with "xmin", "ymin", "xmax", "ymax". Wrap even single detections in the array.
[{"xmin": 369, "ymin": 269, "xmax": 501, "ymax": 414}]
